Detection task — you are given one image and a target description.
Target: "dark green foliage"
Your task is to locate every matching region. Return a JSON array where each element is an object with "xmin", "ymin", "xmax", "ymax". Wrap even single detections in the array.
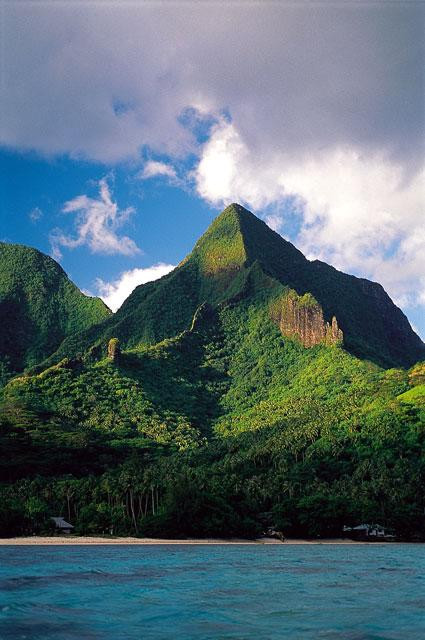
[
  {"xmin": 236, "ymin": 204, "xmax": 425, "ymax": 367},
  {"xmin": 1, "ymin": 292, "xmax": 423, "ymax": 539},
  {"xmin": 43, "ymin": 204, "xmax": 424, "ymax": 370},
  {"xmin": 1, "ymin": 389, "xmax": 423, "ymax": 538},
  {"xmin": 0, "ymin": 242, "xmax": 110, "ymax": 379},
  {"xmin": 0, "ymin": 206, "xmax": 424, "ymax": 539}
]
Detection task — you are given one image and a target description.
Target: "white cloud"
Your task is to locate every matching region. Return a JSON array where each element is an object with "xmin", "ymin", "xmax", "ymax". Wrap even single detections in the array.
[
  {"xmin": 195, "ymin": 121, "xmax": 245, "ymax": 204},
  {"xmin": 139, "ymin": 160, "xmax": 177, "ymax": 181},
  {"xmin": 411, "ymin": 323, "xmax": 425, "ymax": 341},
  {"xmin": 370, "ymin": 225, "xmax": 425, "ymax": 312},
  {"xmin": 29, "ymin": 206, "xmax": 43, "ymax": 223},
  {"xmin": 195, "ymin": 120, "xmax": 284, "ymax": 209},
  {"xmin": 50, "ymin": 178, "xmax": 140, "ymax": 259},
  {"xmin": 264, "ymin": 213, "xmax": 284, "ymax": 233},
  {"xmin": 2, "ymin": 3, "xmax": 424, "ymax": 335},
  {"xmin": 194, "ymin": 120, "xmax": 425, "ymax": 316},
  {"xmin": 2, "ymin": 3, "xmax": 423, "ymax": 167},
  {"xmin": 95, "ymin": 263, "xmax": 175, "ymax": 312}
]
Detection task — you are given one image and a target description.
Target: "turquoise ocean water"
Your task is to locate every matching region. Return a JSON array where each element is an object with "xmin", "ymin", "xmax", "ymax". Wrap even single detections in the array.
[{"xmin": 0, "ymin": 544, "xmax": 424, "ymax": 639}]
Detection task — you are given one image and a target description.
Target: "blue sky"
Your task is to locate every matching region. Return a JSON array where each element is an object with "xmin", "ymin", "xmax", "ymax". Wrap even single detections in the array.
[
  {"xmin": 1, "ymin": 3, "xmax": 424, "ymax": 337},
  {"xmin": 0, "ymin": 147, "xmax": 214, "ymax": 297}
]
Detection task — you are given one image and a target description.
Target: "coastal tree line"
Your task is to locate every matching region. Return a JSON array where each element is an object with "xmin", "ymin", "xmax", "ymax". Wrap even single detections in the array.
[{"xmin": 1, "ymin": 393, "xmax": 424, "ymax": 539}]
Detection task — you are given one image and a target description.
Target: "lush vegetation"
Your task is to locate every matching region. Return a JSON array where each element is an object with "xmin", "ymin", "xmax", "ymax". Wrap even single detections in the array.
[
  {"xmin": 0, "ymin": 206, "xmax": 424, "ymax": 539},
  {"xmin": 42, "ymin": 204, "xmax": 424, "ymax": 370},
  {"xmin": 0, "ymin": 242, "xmax": 110, "ymax": 384},
  {"xmin": 1, "ymin": 369, "xmax": 423, "ymax": 539},
  {"xmin": 1, "ymin": 293, "xmax": 424, "ymax": 539}
]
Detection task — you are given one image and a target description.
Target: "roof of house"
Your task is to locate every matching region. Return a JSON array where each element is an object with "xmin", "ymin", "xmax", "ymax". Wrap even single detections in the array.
[{"xmin": 51, "ymin": 517, "xmax": 74, "ymax": 529}]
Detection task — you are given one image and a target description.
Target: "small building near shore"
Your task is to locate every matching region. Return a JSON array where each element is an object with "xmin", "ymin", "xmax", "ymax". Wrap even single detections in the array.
[
  {"xmin": 343, "ymin": 523, "xmax": 395, "ymax": 540},
  {"xmin": 51, "ymin": 517, "xmax": 74, "ymax": 534}
]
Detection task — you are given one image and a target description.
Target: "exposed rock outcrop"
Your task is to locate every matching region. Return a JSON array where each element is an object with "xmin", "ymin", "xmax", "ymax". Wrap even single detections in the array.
[
  {"xmin": 271, "ymin": 291, "xmax": 343, "ymax": 347},
  {"xmin": 107, "ymin": 338, "xmax": 120, "ymax": 362}
]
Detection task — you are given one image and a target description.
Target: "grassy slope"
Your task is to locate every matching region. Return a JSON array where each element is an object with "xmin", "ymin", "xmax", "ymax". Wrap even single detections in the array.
[
  {"xmin": 0, "ymin": 243, "xmax": 110, "ymax": 381},
  {"xmin": 398, "ymin": 384, "xmax": 425, "ymax": 406},
  {"xmin": 4, "ymin": 204, "xmax": 422, "ymax": 451},
  {"xmin": 2, "ymin": 288, "xmax": 413, "ymax": 447},
  {"xmin": 43, "ymin": 204, "xmax": 424, "ymax": 371}
]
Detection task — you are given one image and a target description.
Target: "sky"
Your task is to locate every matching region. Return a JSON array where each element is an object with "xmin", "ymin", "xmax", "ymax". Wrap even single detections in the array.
[{"xmin": 1, "ymin": 2, "xmax": 424, "ymax": 338}]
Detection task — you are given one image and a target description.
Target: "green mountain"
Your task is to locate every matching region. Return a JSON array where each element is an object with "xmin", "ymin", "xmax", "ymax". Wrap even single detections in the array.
[
  {"xmin": 45, "ymin": 204, "xmax": 424, "ymax": 370},
  {"xmin": 0, "ymin": 242, "xmax": 110, "ymax": 384},
  {"xmin": 0, "ymin": 206, "xmax": 424, "ymax": 540}
]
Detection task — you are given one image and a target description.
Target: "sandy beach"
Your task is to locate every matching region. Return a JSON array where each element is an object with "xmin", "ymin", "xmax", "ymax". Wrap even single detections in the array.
[{"xmin": 0, "ymin": 536, "xmax": 387, "ymax": 545}]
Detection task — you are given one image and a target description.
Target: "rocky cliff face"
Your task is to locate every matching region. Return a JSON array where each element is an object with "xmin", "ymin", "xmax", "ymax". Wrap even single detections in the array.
[
  {"xmin": 107, "ymin": 338, "xmax": 120, "ymax": 362},
  {"xmin": 271, "ymin": 291, "xmax": 343, "ymax": 347}
]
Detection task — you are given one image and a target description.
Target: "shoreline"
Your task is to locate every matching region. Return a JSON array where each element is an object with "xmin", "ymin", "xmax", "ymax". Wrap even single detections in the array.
[{"xmin": 0, "ymin": 536, "xmax": 401, "ymax": 545}]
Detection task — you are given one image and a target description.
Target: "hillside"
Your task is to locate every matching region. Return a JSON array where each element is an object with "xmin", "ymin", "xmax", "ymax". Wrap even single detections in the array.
[
  {"xmin": 0, "ymin": 206, "xmax": 424, "ymax": 540},
  {"xmin": 0, "ymin": 242, "xmax": 110, "ymax": 384},
  {"xmin": 1, "ymin": 291, "xmax": 424, "ymax": 539},
  {"xmin": 44, "ymin": 204, "xmax": 424, "ymax": 370}
]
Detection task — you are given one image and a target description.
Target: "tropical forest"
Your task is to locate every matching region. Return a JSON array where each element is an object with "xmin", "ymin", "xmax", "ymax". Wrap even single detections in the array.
[{"xmin": 1, "ymin": 204, "xmax": 424, "ymax": 540}]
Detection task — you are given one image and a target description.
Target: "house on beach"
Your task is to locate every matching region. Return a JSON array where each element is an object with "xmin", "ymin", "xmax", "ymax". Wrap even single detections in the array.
[
  {"xmin": 343, "ymin": 523, "xmax": 395, "ymax": 540},
  {"xmin": 51, "ymin": 517, "xmax": 74, "ymax": 534}
]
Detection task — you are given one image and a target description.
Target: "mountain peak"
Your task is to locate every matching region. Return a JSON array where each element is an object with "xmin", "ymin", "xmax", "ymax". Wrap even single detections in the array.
[
  {"xmin": 191, "ymin": 204, "xmax": 249, "ymax": 276},
  {"xmin": 220, "ymin": 202, "xmax": 254, "ymax": 220},
  {"xmin": 217, "ymin": 201, "xmax": 252, "ymax": 217},
  {"xmin": 209, "ymin": 202, "xmax": 273, "ymax": 236},
  {"xmin": 38, "ymin": 204, "xmax": 425, "ymax": 370},
  {"xmin": 191, "ymin": 202, "xmax": 304, "ymax": 277},
  {"xmin": 184, "ymin": 204, "xmax": 424, "ymax": 367}
]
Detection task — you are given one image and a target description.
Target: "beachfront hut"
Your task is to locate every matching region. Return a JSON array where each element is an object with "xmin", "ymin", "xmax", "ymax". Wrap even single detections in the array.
[
  {"xmin": 51, "ymin": 517, "xmax": 74, "ymax": 534},
  {"xmin": 343, "ymin": 523, "xmax": 394, "ymax": 540}
]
